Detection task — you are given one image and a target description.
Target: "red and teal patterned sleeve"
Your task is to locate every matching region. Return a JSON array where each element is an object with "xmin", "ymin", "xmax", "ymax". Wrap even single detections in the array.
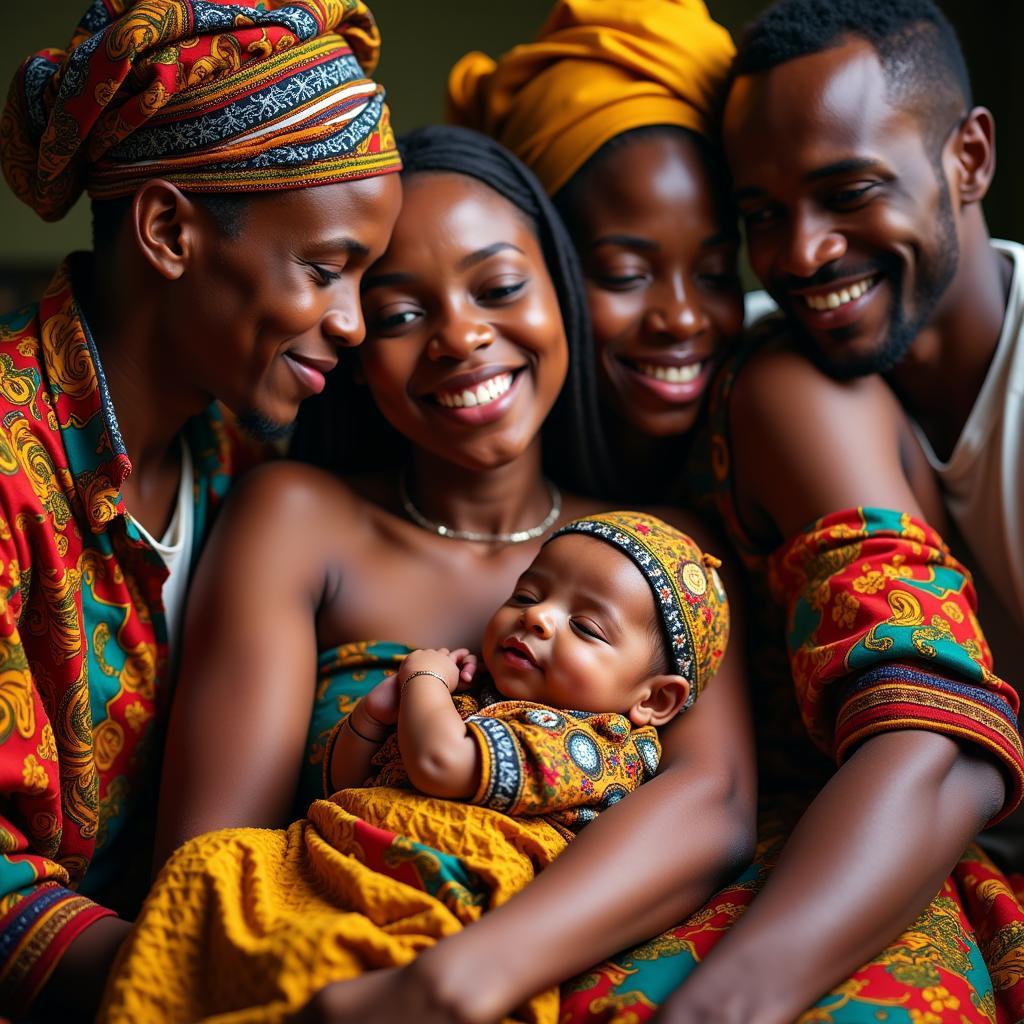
[
  {"xmin": 0, "ymin": 544, "xmax": 115, "ymax": 1013},
  {"xmin": 769, "ymin": 507, "xmax": 1024, "ymax": 823},
  {"xmin": 464, "ymin": 703, "xmax": 662, "ymax": 833}
]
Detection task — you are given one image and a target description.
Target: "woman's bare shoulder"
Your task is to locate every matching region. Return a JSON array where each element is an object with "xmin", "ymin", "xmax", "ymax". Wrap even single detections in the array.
[{"xmin": 218, "ymin": 460, "xmax": 377, "ymax": 552}]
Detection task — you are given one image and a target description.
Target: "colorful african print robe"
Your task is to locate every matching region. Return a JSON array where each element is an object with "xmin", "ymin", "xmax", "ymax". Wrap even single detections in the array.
[
  {"xmin": 99, "ymin": 682, "xmax": 660, "ymax": 1022},
  {"xmin": 0, "ymin": 256, "xmax": 250, "ymax": 1012}
]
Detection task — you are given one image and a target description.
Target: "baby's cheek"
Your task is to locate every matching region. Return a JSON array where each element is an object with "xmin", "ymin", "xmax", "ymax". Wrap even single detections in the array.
[{"xmin": 558, "ymin": 654, "xmax": 612, "ymax": 706}]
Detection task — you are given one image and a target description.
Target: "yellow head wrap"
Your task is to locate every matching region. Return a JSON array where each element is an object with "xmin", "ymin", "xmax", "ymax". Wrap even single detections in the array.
[{"xmin": 448, "ymin": 0, "xmax": 735, "ymax": 196}]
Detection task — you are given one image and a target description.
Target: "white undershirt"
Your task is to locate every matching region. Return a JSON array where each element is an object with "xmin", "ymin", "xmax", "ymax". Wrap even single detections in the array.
[
  {"xmin": 129, "ymin": 444, "xmax": 195, "ymax": 659},
  {"xmin": 744, "ymin": 288, "xmax": 778, "ymax": 325},
  {"xmin": 914, "ymin": 239, "xmax": 1024, "ymax": 632}
]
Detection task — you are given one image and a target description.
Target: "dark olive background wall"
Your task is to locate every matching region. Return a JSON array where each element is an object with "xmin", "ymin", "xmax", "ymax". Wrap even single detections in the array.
[{"xmin": 0, "ymin": 1, "xmax": 1019, "ymax": 277}]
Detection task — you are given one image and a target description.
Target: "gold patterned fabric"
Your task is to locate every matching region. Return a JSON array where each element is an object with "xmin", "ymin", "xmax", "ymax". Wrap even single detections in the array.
[{"xmin": 1, "ymin": 0, "xmax": 400, "ymax": 221}]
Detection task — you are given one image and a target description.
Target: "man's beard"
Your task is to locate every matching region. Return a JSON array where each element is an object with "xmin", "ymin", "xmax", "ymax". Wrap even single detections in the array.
[
  {"xmin": 236, "ymin": 409, "xmax": 295, "ymax": 443},
  {"xmin": 794, "ymin": 187, "xmax": 960, "ymax": 381}
]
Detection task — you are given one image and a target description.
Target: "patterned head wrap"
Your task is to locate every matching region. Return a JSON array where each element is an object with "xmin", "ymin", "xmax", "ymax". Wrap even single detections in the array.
[
  {"xmin": 549, "ymin": 511, "xmax": 729, "ymax": 706},
  {"xmin": 447, "ymin": 0, "xmax": 735, "ymax": 197},
  {"xmin": 1, "ymin": 0, "xmax": 400, "ymax": 221}
]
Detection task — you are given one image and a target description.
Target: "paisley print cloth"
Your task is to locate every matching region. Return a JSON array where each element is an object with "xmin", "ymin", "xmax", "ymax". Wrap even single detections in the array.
[
  {"xmin": 0, "ymin": 0, "xmax": 400, "ymax": 221},
  {"xmin": 298, "ymin": 639, "xmax": 407, "ymax": 809},
  {"xmin": 561, "ymin": 801, "xmax": 1024, "ymax": 1024},
  {"xmin": 770, "ymin": 507, "xmax": 1023, "ymax": 822},
  {"xmin": 0, "ymin": 256, "xmax": 250, "ymax": 1013},
  {"xmin": 99, "ymin": 672, "xmax": 660, "ymax": 1022}
]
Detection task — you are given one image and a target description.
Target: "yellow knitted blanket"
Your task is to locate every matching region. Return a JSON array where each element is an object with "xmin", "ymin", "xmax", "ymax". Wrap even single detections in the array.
[{"xmin": 99, "ymin": 787, "xmax": 567, "ymax": 1022}]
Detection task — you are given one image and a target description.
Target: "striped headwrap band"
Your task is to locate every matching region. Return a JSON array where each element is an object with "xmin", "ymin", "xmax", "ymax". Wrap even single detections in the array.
[{"xmin": 0, "ymin": 0, "xmax": 401, "ymax": 221}]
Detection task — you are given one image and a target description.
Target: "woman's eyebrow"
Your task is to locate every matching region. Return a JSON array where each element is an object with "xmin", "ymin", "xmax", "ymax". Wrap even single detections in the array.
[
  {"xmin": 702, "ymin": 229, "xmax": 740, "ymax": 247},
  {"xmin": 456, "ymin": 241, "xmax": 525, "ymax": 272},
  {"xmin": 361, "ymin": 270, "xmax": 415, "ymax": 292},
  {"xmin": 590, "ymin": 234, "xmax": 658, "ymax": 251}
]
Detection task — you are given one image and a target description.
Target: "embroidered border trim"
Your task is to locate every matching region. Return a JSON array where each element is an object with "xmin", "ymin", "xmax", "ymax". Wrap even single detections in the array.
[
  {"xmin": 0, "ymin": 884, "xmax": 114, "ymax": 1013},
  {"xmin": 835, "ymin": 663, "xmax": 1024, "ymax": 824},
  {"xmin": 467, "ymin": 716, "xmax": 523, "ymax": 813}
]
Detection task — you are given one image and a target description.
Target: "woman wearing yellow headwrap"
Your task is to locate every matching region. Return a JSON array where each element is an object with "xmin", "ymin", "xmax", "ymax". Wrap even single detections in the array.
[
  {"xmin": 448, "ymin": 0, "xmax": 734, "ymax": 197},
  {"xmin": 450, "ymin": 0, "xmax": 747, "ymax": 504}
]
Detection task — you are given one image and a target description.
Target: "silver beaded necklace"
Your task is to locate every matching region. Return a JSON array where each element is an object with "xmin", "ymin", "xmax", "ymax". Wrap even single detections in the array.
[{"xmin": 399, "ymin": 471, "xmax": 562, "ymax": 544}]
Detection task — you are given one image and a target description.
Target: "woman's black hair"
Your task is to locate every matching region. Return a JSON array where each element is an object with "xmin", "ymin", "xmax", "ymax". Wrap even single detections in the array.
[{"xmin": 289, "ymin": 123, "xmax": 604, "ymax": 495}]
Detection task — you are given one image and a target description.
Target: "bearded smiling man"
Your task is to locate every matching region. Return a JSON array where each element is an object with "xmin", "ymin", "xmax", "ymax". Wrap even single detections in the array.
[
  {"xmin": 651, "ymin": 1, "xmax": 1024, "ymax": 1022},
  {"xmin": 0, "ymin": 2, "xmax": 400, "ymax": 1018},
  {"xmin": 722, "ymin": 0, "xmax": 1021, "ymax": 633}
]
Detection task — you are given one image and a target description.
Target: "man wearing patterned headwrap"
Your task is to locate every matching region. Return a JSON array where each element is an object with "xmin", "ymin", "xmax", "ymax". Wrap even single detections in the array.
[{"xmin": 0, "ymin": 1, "xmax": 400, "ymax": 1016}]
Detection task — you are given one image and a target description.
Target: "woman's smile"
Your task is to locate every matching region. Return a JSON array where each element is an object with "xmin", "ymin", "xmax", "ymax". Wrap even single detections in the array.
[{"xmin": 359, "ymin": 171, "xmax": 567, "ymax": 470}]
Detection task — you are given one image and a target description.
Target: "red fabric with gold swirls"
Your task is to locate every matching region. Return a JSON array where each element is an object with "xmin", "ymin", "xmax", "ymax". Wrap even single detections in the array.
[
  {"xmin": 768, "ymin": 507, "xmax": 1023, "ymax": 823},
  {"xmin": 561, "ymin": 800, "xmax": 1024, "ymax": 1023},
  {"xmin": 0, "ymin": 256, "xmax": 249, "ymax": 1012}
]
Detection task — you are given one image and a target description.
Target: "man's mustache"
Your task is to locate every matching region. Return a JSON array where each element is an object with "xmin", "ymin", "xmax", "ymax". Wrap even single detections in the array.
[{"xmin": 772, "ymin": 260, "xmax": 892, "ymax": 295}]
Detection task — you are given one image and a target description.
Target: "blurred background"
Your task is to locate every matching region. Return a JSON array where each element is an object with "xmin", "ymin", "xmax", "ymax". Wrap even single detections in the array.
[{"xmin": 1, "ymin": 0, "xmax": 1021, "ymax": 309}]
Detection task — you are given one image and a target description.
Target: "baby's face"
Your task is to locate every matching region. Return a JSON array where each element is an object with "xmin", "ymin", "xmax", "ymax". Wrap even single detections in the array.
[{"xmin": 482, "ymin": 534, "xmax": 661, "ymax": 713}]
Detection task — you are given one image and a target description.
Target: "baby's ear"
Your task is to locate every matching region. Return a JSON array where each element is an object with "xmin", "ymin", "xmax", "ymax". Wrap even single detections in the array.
[{"xmin": 628, "ymin": 676, "xmax": 690, "ymax": 728}]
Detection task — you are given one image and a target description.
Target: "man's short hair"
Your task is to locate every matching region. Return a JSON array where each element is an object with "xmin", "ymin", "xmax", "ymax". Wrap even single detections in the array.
[
  {"xmin": 732, "ymin": 0, "xmax": 971, "ymax": 156},
  {"xmin": 91, "ymin": 192, "xmax": 249, "ymax": 254}
]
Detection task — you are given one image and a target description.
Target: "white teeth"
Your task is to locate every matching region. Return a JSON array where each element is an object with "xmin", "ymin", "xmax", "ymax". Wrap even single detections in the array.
[
  {"xmin": 436, "ymin": 372, "xmax": 514, "ymax": 409},
  {"xmin": 636, "ymin": 362, "xmax": 703, "ymax": 384},
  {"xmin": 804, "ymin": 276, "xmax": 875, "ymax": 312}
]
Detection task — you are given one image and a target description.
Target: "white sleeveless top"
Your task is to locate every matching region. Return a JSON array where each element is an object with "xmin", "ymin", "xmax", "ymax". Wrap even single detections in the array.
[
  {"xmin": 130, "ymin": 444, "xmax": 195, "ymax": 659},
  {"xmin": 915, "ymin": 239, "xmax": 1024, "ymax": 632}
]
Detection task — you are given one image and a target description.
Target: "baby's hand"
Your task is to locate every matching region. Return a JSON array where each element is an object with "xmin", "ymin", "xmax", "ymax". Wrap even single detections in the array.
[
  {"xmin": 398, "ymin": 648, "xmax": 479, "ymax": 695},
  {"xmin": 448, "ymin": 648, "xmax": 479, "ymax": 691},
  {"xmin": 360, "ymin": 671, "xmax": 401, "ymax": 727}
]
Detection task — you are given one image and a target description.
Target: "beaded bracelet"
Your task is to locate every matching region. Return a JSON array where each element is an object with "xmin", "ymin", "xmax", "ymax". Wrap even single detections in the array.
[{"xmin": 401, "ymin": 669, "xmax": 451, "ymax": 693}]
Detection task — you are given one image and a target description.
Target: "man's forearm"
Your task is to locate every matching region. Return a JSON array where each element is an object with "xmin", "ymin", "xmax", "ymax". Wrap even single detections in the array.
[
  {"xmin": 411, "ymin": 761, "xmax": 754, "ymax": 1022},
  {"xmin": 658, "ymin": 730, "xmax": 1005, "ymax": 1024}
]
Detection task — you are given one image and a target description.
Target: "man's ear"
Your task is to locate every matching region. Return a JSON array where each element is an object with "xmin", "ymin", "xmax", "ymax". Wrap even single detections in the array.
[
  {"xmin": 628, "ymin": 676, "xmax": 690, "ymax": 728},
  {"xmin": 949, "ymin": 106, "xmax": 996, "ymax": 206},
  {"xmin": 131, "ymin": 178, "xmax": 208, "ymax": 281}
]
